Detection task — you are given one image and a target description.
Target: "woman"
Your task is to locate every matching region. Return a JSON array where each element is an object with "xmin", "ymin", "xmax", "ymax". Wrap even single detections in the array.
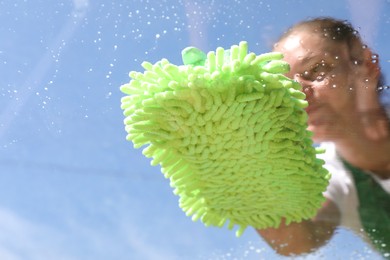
[{"xmin": 257, "ymin": 17, "xmax": 390, "ymax": 257}]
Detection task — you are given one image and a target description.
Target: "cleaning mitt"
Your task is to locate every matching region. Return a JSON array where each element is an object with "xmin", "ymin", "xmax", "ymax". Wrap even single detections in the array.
[{"xmin": 120, "ymin": 41, "xmax": 330, "ymax": 236}]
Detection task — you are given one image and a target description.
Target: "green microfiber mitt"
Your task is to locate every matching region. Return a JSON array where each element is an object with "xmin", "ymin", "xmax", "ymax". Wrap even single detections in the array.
[{"xmin": 120, "ymin": 41, "xmax": 330, "ymax": 237}]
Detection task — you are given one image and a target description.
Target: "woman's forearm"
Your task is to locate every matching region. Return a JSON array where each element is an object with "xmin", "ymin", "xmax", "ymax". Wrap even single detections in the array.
[{"xmin": 256, "ymin": 199, "xmax": 340, "ymax": 256}]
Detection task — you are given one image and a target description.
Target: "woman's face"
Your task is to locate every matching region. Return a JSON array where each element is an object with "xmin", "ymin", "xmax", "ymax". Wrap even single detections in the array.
[{"xmin": 274, "ymin": 31, "xmax": 359, "ymax": 142}]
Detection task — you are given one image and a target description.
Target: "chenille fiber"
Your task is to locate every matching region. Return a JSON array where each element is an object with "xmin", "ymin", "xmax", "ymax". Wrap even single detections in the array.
[{"xmin": 120, "ymin": 41, "xmax": 330, "ymax": 236}]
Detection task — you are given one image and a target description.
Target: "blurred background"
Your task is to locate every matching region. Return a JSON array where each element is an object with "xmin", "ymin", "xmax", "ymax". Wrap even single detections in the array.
[{"xmin": 0, "ymin": 0, "xmax": 389, "ymax": 259}]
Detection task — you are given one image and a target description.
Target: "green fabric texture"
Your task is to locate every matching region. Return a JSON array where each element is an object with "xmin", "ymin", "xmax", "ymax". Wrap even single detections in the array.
[
  {"xmin": 120, "ymin": 41, "xmax": 330, "ymax": 236},
  {"xmin": 342, "ymin": 160, "xmax": 390, "ymax": 259}
]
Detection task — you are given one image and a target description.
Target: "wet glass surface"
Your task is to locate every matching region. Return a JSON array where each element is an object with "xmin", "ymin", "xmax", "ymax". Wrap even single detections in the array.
[{"xmin": 0, "ymin": 1, "xmax": 389, "ymax": 259}]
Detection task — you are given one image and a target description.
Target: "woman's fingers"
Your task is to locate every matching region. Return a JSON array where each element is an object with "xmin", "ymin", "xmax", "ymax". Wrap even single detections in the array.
[{"xmin": 354, "ymin": 48, "xmax": 389, "ymax": 140}]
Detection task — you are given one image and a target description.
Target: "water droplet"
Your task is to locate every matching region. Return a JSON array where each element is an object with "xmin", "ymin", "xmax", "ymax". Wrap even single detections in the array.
[{"xmin": 316, "ymin": 75, "xmax": 324, "ymax": 81}]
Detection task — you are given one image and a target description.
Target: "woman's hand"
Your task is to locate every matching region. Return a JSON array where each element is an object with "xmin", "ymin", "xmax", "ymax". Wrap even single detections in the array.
[{"xmin": 354, "ymin": 48, "xmax": 389, "ymax": 140}]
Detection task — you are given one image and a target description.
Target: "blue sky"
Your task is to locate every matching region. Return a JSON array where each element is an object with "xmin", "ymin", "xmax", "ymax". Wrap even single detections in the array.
[{"xmin": 0, "ymin": 0, "xmax": 388, "ymax": 259}]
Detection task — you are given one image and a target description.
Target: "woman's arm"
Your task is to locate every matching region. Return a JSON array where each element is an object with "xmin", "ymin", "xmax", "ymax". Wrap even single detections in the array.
[{"xmin": 257, "ymin": 199, "xmax": 341, "ymax": 256}]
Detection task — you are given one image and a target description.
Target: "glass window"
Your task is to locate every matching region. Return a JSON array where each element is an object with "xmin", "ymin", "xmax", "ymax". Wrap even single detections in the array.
[{"xmin": 0, "ymin": 0, "xmax": 388, "ymax": 259}]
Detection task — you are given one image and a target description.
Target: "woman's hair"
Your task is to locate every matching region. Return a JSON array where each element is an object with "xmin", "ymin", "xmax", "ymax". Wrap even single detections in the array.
[
  {"xmin": 278, "ymin": 17, "xmax": 385, "ymax": 87},
  {"xmin": 279, "ymin": 17, "xmax": 359, "ymax": 44}
]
